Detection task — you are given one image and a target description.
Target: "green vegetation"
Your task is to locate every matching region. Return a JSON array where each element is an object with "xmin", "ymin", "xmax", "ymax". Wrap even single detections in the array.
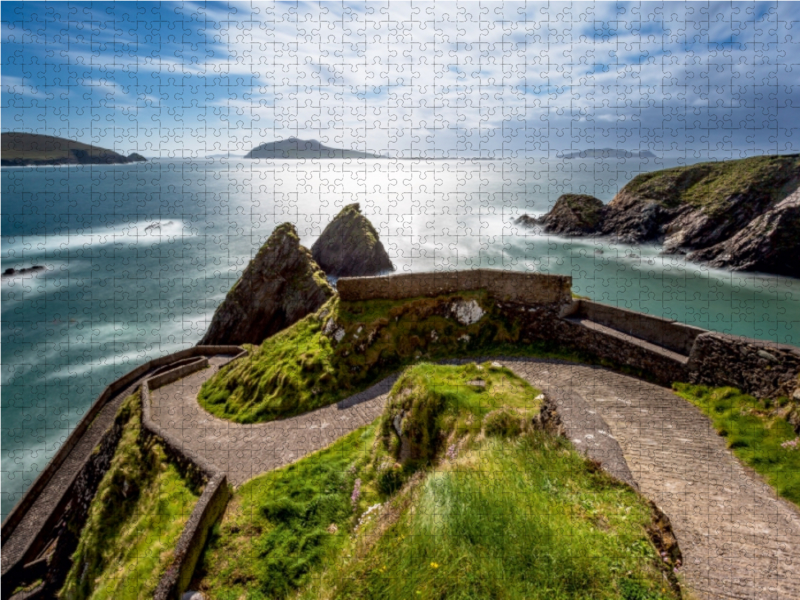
[
  {"xmin": 198, "ymin": 291, "xmax": 555, "ymax": 423},
  {"xmin": 380, "ymin": 361, "xmax": 541, "ymax": 463},
  {"xmin": 673, "ymin": 383, "xmax": 800, "ymax": 506},
  {"xmin": 621, "ymin": 154, "xmax": 800, "ymax": 215},
  {"xmin": 60, "ymin": 392, "xmax": 201, "ymax": 600},
  {"xmin": 197, "ymin": 363, "xmax": 680, "ymax": 600},
  {"xmin": 559, "ymin": 193, "xmax": 605, "ymax": 228}
]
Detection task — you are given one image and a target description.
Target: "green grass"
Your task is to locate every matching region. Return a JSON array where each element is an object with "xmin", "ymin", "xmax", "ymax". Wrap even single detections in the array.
[
  {"xmin": 197, "ymin": 364, "xmax": 680, "ymax": 600},
  {"xmin": 197, "ymin": 291, "xmax": 567, "ymax": 424},
  {"xmin": 193, "ymin": 423, "xmax": 381, "ymax": 600},
  {"xmin": 59, "ymin": 392, "xmax": 201, "ymax": 600},
  {"xmin": 621, "ymin": 154, "xmax": 800, "ymax": 215},
  {"xmin": 673, "ymin": 383, "xmax": 800, "ymax": 506},
  {"xmin": 380, "ymin": 362, "xmax": 541, "ymax": 463},
  {"xmin": 318, "ymin": 434, "xmax": 678, "ymax": 600}
]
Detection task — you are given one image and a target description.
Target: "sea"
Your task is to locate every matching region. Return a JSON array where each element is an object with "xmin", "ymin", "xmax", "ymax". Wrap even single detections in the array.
[{"xmin": 3, "ymin": 156, "xmax": 799, "ymax": 519}]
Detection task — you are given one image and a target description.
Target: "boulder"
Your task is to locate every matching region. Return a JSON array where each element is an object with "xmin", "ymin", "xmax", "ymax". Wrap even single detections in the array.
[
  {"xmin": 311, "ymin": 203, "xmax": 393, "ymax": 277},
  {"xmin": 199, "ymin": 223, "xmax": 333, "ymax": 345},
  {"xmin": 539, "ymin": 194, "xmax": 605, "ymax": 235}
]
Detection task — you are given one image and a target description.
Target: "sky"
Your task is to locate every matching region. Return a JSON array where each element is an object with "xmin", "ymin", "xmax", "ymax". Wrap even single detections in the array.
[{"xmin": 2, "ymin": 1, "xmax": 799, "ymax": 158}]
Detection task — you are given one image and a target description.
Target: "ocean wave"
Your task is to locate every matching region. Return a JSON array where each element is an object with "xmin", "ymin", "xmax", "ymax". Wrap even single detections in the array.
[{"xmin": 2, "ymin": 219, "xmax": 192, "ymax": 256}]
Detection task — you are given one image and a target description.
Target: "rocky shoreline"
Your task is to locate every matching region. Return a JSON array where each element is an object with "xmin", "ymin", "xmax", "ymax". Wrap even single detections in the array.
[{"xmin": 517, "ymin": 154, "xmax": 800, "ymax": 278}]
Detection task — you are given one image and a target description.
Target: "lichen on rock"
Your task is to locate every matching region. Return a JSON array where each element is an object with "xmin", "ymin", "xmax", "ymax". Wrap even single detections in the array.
[
  {"xmin": 199, "ymin": 223, "xmax": 333, "ymax": 345},
  {"xmin": 311, "ymin": 203, "xmax": 394, "ymax": 277}
]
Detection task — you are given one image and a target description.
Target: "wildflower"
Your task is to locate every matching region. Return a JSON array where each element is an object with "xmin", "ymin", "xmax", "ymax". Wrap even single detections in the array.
[
  {"xmin": 781, "ymin": 437, "xmax": 799, "ymax": 450},
  {"xmin": 430, "ymin": 562, "xmax": 439, "ymax": 569},
  {"xmin": 446, "ymin": 444, "xmax": 457, "ymax": 460},
  {"xmin": 351, "ymin": 478, "xmax": 362, "ymax": 507}
]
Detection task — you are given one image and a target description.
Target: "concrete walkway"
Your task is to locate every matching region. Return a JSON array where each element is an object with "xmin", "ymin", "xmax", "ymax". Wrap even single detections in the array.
[{"xmin": 151, "ymin": 356, "xmax": 800, "ymax": 600}]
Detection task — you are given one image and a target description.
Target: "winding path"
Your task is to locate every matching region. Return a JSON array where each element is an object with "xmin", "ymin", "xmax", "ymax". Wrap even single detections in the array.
[{"xmin": 151, "ymin": 356, "xmax": 800, "ymax": 600}]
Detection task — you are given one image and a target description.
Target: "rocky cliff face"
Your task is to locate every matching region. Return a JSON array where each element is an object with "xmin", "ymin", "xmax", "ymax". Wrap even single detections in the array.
[
  {"xmin": 311, "ymin": 203, "xmax": 394, "ymax": 277},
  {"xmin": 529, "ymin": 155, "xmax": 800, "ymax": 277},
  {"xmin": 200, "ymin": 223, "xmax": 334, "ymax": 345}
]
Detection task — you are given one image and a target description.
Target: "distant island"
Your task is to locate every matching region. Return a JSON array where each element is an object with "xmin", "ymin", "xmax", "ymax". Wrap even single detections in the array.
[
  {"xmin": 245, "ymin": 138, "xmax": 384, "ymax": 159},
  {"xmin": 1, "ymin": 132, "xmax": 147, "ymax": 166},
  {"xmin": 558, "ymin": 148, "xmax": 657, "ymax": 159}
]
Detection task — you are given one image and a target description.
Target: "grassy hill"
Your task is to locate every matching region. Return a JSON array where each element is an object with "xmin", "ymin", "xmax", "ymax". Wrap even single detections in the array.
[
  {"xmin": 193, "ymin": 363, "xmax": 682, "ymax": 600},
  {"xmin": 1, "ymin": 132, "xmax": 145, "ymax": 165}
]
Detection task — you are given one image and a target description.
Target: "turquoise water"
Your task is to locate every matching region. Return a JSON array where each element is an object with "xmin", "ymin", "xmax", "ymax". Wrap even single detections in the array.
[{"xmin": 2, "ymin": 157, "xmax": 799, "ymax": 518}]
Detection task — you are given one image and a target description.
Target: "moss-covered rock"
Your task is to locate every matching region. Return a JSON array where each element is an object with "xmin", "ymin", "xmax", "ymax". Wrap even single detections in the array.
[
  {"xmin": 199, "ymin": 223, "xmax": 334, "ymax": 345},
  {"xmin": 311, "ymin": 203, "xmax": 393, "ymax": 277}
]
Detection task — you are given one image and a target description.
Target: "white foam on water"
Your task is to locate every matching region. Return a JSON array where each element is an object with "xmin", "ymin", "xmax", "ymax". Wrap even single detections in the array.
[{"xmin": 1, "ymin": 219, "xmax": 193, "ymax": 257}]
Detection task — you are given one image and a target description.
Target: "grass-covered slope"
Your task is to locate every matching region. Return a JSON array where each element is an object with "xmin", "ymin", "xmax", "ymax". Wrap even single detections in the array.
[
  {"xmin": 620, "ymin": 154, "xmax": 800, "ymax": 215},
  {"xmin": 60, "ymin": 393, "xmax": 201, "ymax": 600},
  {"xmin": 198, "ymin": 291, "xmax": 579, "ymax": 424},
  {"xmin": 195, "ymin": 363, "xmax": 681, "ymax": 600},
  {"xmin": 673, "ymin": 383, "xmax": 800, "ymax": 506}
]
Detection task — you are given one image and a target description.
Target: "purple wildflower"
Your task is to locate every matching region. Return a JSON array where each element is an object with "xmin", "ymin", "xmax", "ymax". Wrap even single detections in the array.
[
  {"xmin": 351, "ymin": 478, "xmax": 362, "ymax": 507},
  {"xmin": 446, "ymin": 444, "xmax": 457, "ymax": 460}
]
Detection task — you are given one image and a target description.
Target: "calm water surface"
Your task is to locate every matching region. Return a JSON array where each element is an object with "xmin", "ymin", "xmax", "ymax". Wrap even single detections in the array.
[{"xmin": 3, "ymin": 157, "xmax": 799, "ymax": 517}]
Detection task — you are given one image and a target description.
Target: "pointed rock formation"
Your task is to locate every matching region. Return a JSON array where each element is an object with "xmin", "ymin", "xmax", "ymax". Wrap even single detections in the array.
[
  {"xmin": 311, "ymin": 203, "xmax": 394, "ymax": 277},
  {"xmin": 199, "ymin": 223, "xmax": 334, "ymax": 345}
]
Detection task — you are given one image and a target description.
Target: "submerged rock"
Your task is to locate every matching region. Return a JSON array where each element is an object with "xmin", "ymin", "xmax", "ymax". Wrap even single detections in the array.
[
  {"xmin": 311, "ymin": 203, "xmax": 393, "ymax": 277},
  {"xmin": 199, "ymin": 223, "xmax": 333, "ymax": 345}
]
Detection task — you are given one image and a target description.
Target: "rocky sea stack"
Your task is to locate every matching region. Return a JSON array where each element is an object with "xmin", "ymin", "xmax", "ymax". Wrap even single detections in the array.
[
  {"xmin": 525, "ymin": 155, "xmax": 800, "ymax": 277},
  {"xmin": 312, "ymin": 203, "xmax": 394, "ymax": 277},
  {"xmin": 199, "ymin": 223, "xmax": 333, "ymax": 345}
]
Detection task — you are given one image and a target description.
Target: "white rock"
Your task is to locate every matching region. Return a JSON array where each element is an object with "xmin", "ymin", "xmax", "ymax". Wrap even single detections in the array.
[
  {"xmin": 450, "ymin": 299, "xmax": 484, "ymax": 325},
  {"xmin": 334, "ymin": 328, "xmax": 345, "ymax": 342},
  {"xmin": 182, "ymin": 593, "xmax": 206, "ymax": 600}
]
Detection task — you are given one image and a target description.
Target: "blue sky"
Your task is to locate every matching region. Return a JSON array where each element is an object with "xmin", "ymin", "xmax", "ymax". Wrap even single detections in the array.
[{"xmin": 2, "ymin": 1, "xmax": 799, "ymax": 158}]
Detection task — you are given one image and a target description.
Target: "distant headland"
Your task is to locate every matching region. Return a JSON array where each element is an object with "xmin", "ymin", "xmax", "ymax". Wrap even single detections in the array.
[
  {"xmin": 245, "ymin": 137, "xmax": 384, "ymax": 159},
  {"xmin": 0, "ymin": 132, "xmax": 147, "ymax": 166},
  {"xmin": 557, "ymin": 148, "xmax": 657, "ymax": 159}
]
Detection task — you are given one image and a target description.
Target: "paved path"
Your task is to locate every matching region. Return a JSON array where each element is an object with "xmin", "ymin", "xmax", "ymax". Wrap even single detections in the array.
[
  {"xmin": 151, "ymin": 356, "xmax": 800, "ymax": 600},
  {"xmin": 507, "ymin": 358, "xmax": 800, "ymax": 600},
  {"xmin": 148, "ymin": 356, "xmax": 397, "ymax": 486}
]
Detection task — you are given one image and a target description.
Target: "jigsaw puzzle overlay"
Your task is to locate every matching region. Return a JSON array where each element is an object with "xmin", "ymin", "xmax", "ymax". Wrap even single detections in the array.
[{"xmin": 2, "ymin": 2, "xmax": 800, "ymax": 599}]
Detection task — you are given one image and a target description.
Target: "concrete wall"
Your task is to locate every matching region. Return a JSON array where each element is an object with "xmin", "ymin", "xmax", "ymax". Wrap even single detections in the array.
[{"xmin": 338, "ymin": 269, "xmax": 572, "ymax": 306}]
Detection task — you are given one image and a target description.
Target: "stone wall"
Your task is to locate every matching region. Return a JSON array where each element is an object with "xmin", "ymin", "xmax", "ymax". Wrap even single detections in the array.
[
  {"xmin": 1, "ymin": 346, "xmax": 245, "ymax": 600},
  {"xmin": 687, "ymin": 333, "xmax": 800, "ymax": 400},
  {"xmin": 338, "ymin": 269, "xmax": 572, "ymax": 306},
  {"xmin": 568, "ymin": 300, "xmax": 706, "ymax": 357}
]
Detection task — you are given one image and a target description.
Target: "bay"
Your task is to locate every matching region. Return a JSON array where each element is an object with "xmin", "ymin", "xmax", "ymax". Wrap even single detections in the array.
[{"xmin": 2, "ymin": 157, "xmax": 798, "ymax": 518}]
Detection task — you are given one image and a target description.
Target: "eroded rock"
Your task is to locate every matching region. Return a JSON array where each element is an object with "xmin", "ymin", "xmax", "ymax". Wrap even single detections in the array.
[
  {"xmin": 311, "ymin": 203, "xmax": 394, "ymax": 277},
  {"xmin": 199, "ymin": 223, "xmax": 333, "ymax": 345}
]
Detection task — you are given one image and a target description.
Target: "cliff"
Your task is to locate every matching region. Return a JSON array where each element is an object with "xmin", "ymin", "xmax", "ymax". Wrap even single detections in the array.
[
  {"xmin": 529, "ymin": 155, "xmax": 800, "ymax": 277},
  {"xmin": 311, "ymin": 203, "xmax": 394, "ymax": 277},
  {"xmin": 199, "ymin": 223, "xmax": 333, "ymax": 345},
  {"xmin": 245, "ymin": 137, "xmax": 383, "ymax": 159},
  {"xmin": 1, "ymin": 132, "xmax": 147, "ymax": 166}
]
